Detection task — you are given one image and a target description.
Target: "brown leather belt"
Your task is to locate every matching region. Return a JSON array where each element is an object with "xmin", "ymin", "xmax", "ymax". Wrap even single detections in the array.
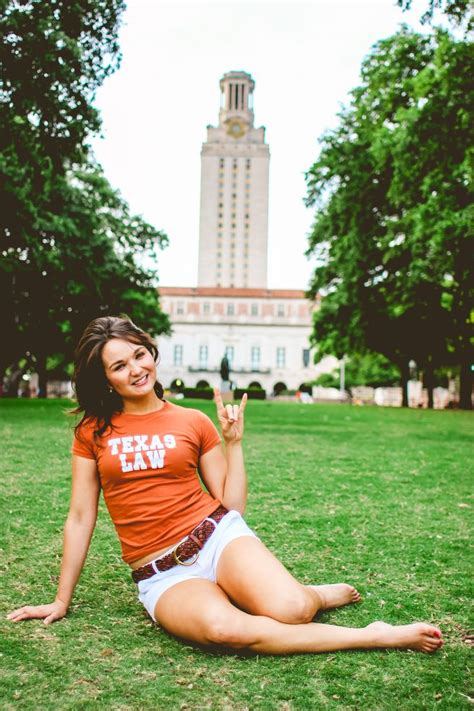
[{"xmin": 131, "ymin": 506, "xmax": 229, "ymax": 584}]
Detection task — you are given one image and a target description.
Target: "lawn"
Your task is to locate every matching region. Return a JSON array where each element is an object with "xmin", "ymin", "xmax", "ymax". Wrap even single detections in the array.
[{"xmin": 0, "ymin": 398, "xmax": 472, "ymax": 710}]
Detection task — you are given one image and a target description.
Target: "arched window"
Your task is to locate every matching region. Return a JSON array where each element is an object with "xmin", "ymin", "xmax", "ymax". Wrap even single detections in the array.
[{"xmin": 196, "ymin": 380, "xmax": 210, "ymax": 388}]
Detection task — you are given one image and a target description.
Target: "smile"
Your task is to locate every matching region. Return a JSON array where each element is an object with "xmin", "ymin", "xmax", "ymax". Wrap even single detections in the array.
[{"xmin": 132, "ymin": 374, "xmax": 149, "ymax": 387}]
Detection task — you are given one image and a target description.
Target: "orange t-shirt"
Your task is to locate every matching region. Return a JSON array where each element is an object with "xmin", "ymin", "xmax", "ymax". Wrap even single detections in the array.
[{"xmin": 72, "ymin": 401, "xmax": 222, "ymax": 564}]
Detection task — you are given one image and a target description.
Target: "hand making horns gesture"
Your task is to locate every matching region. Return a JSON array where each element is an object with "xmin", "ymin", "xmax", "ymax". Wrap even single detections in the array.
[{"xmin": 214, "ymin": 388, "xmax": 247, "ymax": 443}]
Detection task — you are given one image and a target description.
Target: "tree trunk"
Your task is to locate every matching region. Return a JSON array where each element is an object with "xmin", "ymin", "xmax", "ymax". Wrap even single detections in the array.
[
  {"xmin": 424, "ymin": 360, "xmax": 434, "ymax": 409},
  {"xmin": 37, "ymin": 357, "xmax": 48, "ymax": 399},
  {"xmin": 459, "ymin": 357, "xmax": 472, "ymax": 410},
  {"xmin": 400, "ymin": 361, "xmax": 409, "ymax": 407}
]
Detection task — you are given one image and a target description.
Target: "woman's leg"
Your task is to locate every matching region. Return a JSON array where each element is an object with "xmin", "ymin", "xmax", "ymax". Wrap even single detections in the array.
[
  {"xmin": 216, "ymin": 536, "xmax": 360, "ymax": 623},
  {"xmin": 154, "ymin": 579, "xmax": 443, "ymax": 654}
]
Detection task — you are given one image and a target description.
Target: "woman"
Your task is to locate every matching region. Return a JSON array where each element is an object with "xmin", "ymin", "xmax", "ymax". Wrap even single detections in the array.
[{"xmin": 8, "ymin": 316, "xmax": 443, "ymax": 654}]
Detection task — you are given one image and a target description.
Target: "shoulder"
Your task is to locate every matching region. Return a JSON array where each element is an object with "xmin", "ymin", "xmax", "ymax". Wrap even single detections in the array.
[
  {"xmin": 166, "ymin": 402, "xmax": 211, "ymax": 423},
  {"xmin": 74, "ymin": 415, "xmax": 97, "ymax": 441},
  {"xmin": 72, "ymin": 415, "xmax": 100, "ymax": 459}
]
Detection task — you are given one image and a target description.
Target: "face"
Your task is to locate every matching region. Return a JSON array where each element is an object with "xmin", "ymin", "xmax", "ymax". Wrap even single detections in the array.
[{"xmin": 102, "ymin": 338, "xmax": 157, "ymax": 401}]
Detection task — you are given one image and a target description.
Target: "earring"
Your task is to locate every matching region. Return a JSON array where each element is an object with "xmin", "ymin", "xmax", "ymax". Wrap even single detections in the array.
[{"xmin": 108, "ymin": 387, "xmax": 114, "ymax": 394}]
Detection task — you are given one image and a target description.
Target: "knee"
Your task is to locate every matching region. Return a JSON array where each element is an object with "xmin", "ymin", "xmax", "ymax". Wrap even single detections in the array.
[
  {"xmin": 274, "ymin": 589, "xmax": 316, "ymax": 624},
  {"xmin": 204, "ymin": 614, "xmax": 249, "ymax": 649}
]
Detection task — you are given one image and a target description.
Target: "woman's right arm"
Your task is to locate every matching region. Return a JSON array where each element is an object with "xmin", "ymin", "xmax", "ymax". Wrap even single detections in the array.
[{"xmin": 7, "ymin": 455, "xmax": 100, "ymax": 625}]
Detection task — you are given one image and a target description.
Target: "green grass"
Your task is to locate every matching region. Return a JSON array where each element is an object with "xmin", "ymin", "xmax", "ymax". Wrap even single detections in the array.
[{"xmin": 0, "ymin": 398, "xmax": 472, "ymax": 710}]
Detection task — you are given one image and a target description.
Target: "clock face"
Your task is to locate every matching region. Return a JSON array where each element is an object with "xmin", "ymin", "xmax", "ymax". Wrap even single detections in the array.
[{"xmin": 227, "ymin": 119, "xmax": 246, "ymax": 138}]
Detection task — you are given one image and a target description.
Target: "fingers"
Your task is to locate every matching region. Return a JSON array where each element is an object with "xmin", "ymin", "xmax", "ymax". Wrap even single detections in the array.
[
  {"xmin": 7, "ymin": 605, "xmax": 42, "ymax": 622},
  {"xmin": 7, "ymin": 603, "xmax": 64, "ymax": 623},
  {"xmin": 214, "ymin": 389, "xmax": 247, "ymax": 417},
  {"xmin": 213, "ymin": 388, "xmax": 224, "ymax": 413},
  {"xmin": 44, "ymin": 612, "xmax": 60, "ymax": 625},
  {"xmin": 225, "ymin": 404, "xmax": 240, "ymax": 422}
]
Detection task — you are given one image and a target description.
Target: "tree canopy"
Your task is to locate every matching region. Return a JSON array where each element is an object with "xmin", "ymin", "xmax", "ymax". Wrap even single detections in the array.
[
  {"xmin": 305, "ymin": 26, "xmax": 473, "ymax": 408},
  {"xmin": 1, "ymin": 0, "xmax": 170, "ymax": 395},
  {"xmin": 397, "ymin": 0, "xmax": 473, "ymax": 32}
]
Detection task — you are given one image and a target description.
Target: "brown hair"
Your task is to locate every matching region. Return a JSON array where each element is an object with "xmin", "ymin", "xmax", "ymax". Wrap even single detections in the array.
[{"xmin": 72, "ymin": 316, "xmax": 164, "ymax": 438}]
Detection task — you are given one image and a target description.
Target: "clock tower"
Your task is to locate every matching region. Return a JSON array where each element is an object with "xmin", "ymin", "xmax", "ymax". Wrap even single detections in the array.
[{"xmin": 197, "ymin": 71, "xmax": 270, "ymax": 288}]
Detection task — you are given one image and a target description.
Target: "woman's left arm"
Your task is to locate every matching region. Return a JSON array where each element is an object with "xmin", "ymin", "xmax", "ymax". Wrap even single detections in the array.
[{"xmin": 198, "ymin": 389, "xmax": 248, "ymax": 514}]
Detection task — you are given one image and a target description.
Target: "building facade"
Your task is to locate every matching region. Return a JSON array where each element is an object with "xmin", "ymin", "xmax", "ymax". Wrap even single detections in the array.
[
  {"xmin": 157, "ymin": 71, "xmax": 337, "ymax": 395},
  {"xmin": 157, "ymin": 288, "xmax": 337, "ymax": 394}
]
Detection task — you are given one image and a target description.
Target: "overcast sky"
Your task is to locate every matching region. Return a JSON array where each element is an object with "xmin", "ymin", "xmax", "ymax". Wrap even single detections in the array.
[{"xmin": 91, "ymin": 0, "xmax": 426, "ymax": 289}]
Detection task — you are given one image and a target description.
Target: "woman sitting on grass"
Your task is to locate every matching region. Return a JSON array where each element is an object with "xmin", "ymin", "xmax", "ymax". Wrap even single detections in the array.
[{"xmin": 8, "ymin": 316, "xmax": 443, "ymax": 654}]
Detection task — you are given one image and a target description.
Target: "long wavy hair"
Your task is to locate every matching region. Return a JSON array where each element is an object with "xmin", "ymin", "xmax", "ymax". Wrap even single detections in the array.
[{"xmin": 72, "ymin": 316, "xmax": 164, "ymax": 438}]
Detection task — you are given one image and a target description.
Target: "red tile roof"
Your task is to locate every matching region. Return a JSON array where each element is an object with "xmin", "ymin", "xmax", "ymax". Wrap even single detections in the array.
[{"xmin": 158, "ymin": 286, "xmax": 313, "ymax": 299}]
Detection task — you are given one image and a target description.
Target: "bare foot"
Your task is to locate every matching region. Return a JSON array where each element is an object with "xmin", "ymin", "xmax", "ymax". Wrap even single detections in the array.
[
  {"xmin": 310, "ymin": 583, "xmax": 361, "ymax": 610},
  {"xmin": 366, "ymin": 621, "xmax": 443, "ymax": 653}
]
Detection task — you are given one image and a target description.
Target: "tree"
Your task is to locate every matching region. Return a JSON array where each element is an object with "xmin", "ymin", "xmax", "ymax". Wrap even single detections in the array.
[
  {"xmin": 305, "ymin": 27, "xmax": 473, "ymax": 408},
  {"xmin": 3, "ymin": 162, "xmax": 169, "ymax": 395},
  {"xmin": 1, "ymin": 1, "xmax": 170, "ymax": 395},
  {"xmin": 397, "ymin": 0, "xmax": 473, "ymax": 32}
]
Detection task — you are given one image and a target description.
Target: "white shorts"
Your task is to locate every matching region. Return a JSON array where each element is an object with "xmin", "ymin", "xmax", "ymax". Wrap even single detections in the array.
[{"xmin": 136, "ymin": 510, "xmax": 257, "ymax": 622}]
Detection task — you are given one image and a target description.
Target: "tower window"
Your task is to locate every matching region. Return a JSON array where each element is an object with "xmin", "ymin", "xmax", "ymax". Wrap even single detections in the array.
[
  {"xmin": 219, "ymin": 158, "xmax": 224, "ymax": 168},
  {"xmin": 227, "ymin": 303, "xmax": 234, "ymax": 316},
  {"xmin": 251, "ymin": 303, "xmax": 258, "ymax": 316},
  {"xmin": 246, "ymin": 159, "xmax": 251, "ymax": 170},
  {"xmin": 277, "ymin": 303, "xmax": 285, "ymax": 317},
  {"xmin": 203, "ymin": 302, "xmax": 210, "ymax": 315}
]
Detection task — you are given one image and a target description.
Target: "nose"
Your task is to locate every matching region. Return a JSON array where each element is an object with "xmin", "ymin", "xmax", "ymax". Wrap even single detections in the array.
[{"xmin": 129, "ymin": 359, "xmax": 142, "ymax": 376}]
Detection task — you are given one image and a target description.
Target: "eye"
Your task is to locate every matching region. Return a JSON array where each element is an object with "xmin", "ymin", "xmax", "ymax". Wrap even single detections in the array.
[
  {"xmin": 113, "ymin": 364, "xmax": 125, "ymax": 372},
  {"xmin": 136, "ymin": 350, "xmax": 146, "ymax": 359}
]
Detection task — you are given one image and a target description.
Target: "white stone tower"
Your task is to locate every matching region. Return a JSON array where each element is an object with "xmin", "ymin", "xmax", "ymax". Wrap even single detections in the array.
[{"xmin": 197, "ymin": 71, "xmax": 270, "ymax": 288}]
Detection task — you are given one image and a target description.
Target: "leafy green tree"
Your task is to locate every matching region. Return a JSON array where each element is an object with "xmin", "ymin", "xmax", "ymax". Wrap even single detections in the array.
[
  {"xmin": 313, "ymin": 353, "xmax": 400, "ymax": 391},
  {"xmin": 4, "ymin": 162, "xmax": 169, "ymax": 395},
  {"xmin": 305, "ymin": 27, "xmax": 473, "ymax": 408},
  {"xmin": 1, "ymin": 0, "xmax": 170, "ymax": 395},
  {"xmin": 397, "ymin": 0, "xmax": 473, "ymax": 32}
]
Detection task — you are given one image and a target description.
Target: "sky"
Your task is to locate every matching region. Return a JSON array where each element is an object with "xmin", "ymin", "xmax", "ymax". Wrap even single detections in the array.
[{"xmin": 91, "ymin": 0, "xmax": 426, "ymax": 290}]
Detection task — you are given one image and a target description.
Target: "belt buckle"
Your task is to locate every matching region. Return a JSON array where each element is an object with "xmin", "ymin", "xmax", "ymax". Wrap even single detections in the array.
[{"xmin": 172, "ymin": 542, "xmax": 199, "ymax": 567}]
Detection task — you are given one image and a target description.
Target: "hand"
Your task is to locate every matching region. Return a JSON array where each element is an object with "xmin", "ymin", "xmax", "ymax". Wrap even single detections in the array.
[
  {"xmin": 7, "ymin": 599, "xmax": 68, "ymax": 625},
  {"xmin": 214, "ymin": 388, "xmax": 247, "ymax": 444}
]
